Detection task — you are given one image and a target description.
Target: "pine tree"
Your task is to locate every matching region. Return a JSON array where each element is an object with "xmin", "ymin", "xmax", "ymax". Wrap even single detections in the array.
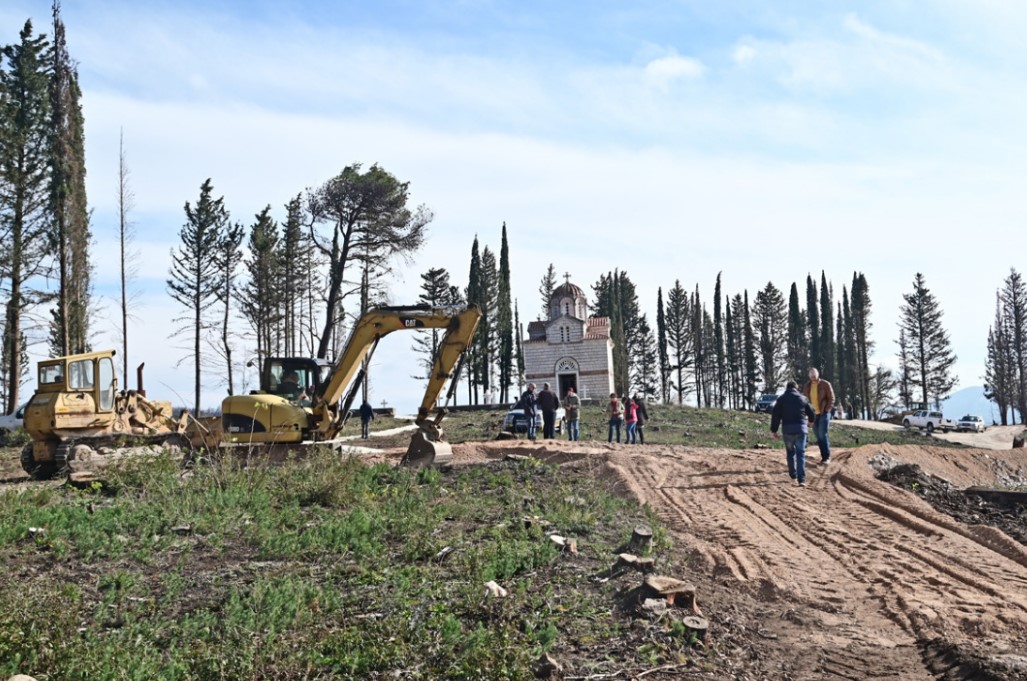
[
  {"xmin": 691, "ymin": 286, "xmax": 705, "ymax": 405},
  {"xmin": 116, "ymin": 130, "xmax": 137, "ymax": 384},
  {"xmin": 279, "ymin": 194, "xmax": 308, "ymax": 356},
  {"xmin": 167, "ymin": 179, "xmax": 229, "ymax": 414},
  {"xmin": 496, "ymin": 223, "xmax": 513, "ymax": 402},
  {"xmin": 412, "ymin": 267, "xmax": 462, "ymax": 381},
  {"xmin": 898, "ymin": 273, "xmax": 957, "ymax": 408},
  {"xmin": 631, "ymin": 315, "xmax": 660, "ymax": 401},
  {"xmin": 984, "ymin": 295, "xmax": 1014, "ymax": 425},
  {"xmin": 213, "ymin": 221, "xmax": 244, "ymax": 395},
  {"xmin": 306, "ymin": 163, "xmax": 429, "ymax": 360},
  {"xmin": 999, "ymin": 268, "xmax": 1027, "ymax": 421},
  {"xmin": 0, "ymin": 21, "xmax": 51, "ymax": 413},
  {"xmin": 665, "ymin": 281, "xmax": 692, "ymax": 404},
  {"xmin": 656, "ymin": 287, "xmax": 670, "ymax": 403},
  {"xmin": 753, "ymin": 282, "xmax": 787, "ymax": 392}
]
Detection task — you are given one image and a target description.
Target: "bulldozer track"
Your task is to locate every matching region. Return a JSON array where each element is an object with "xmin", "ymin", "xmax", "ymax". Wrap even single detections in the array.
[{"xmin": 603, "ymin": 444, "xmax": 1027, "ymax": 679}]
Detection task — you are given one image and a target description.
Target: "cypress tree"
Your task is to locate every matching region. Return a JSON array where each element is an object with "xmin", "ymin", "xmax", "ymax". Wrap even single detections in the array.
[
  {"xmin": 713, "ymin": 273, "xmax": 725, "ymax": 407},
  {"xmin": 214, "ymin": 221, "xmax": 244, "ymax": 395},
  {"xmin": 786, "ymin": 282, "xmax": 807, "ymax": 385},
  {"xmin": 742, "ymin": 291, "xmax": 758, "ymax": 409},
  {"xmin": 754, "ymin": 282, "xmax": 786, "ymax": 392},
  {"xmin": 999, "ymin": 268, "xmax": 1027, "ymax": 421},
  {"xmin": 724, "ymin": 298, "xmax": 737, "ymax": 409},
  {"xmin": 692, "ymin": 286, "xmax": 705, "ymax": 405},
  {"xmin": 497, "ymin": 223, "xmax": 513, "ymax": 402},
  {"xmin": 819, "ymin": 272, "xmax": 834, "ymax": 379},
  {"xmin": 850, "ymin": 272, "xmax": 874, "ymax": 419},
  {"xmin": 806, "ymin": 275, "xmax": 820, "ymax": 371},
  {"xmin": 656, "ymin": 287, "xmax": 670, "ymax": 404},
  {"xmin": 465, "ymin": 237, "xmax": 482, "ymax": 404}
]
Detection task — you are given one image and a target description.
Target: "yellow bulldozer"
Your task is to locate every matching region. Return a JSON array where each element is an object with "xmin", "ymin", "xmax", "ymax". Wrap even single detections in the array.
[
  {"xmin": 212, "ymin": 304, "xmax": 481, "ymax": 466},
  {"xmin": 20, "ymin": 349, "xmax": 190, "ymax": 479}
]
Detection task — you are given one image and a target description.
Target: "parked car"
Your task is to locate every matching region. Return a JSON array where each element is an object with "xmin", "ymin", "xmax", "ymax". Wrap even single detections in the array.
[
  {"xmin": 502, "ymin": 407, "xmax": 565, "ymax": 434},
  {"xmin": 754, "ymin": 394, "xmax": 779, "ymax": 414},
  {"xmin": 0, "ymin": 403, "xmax": 27, "ymax": 434},
  {"xmin": 902, "ymin": 410, "xmax": 956, "ymax": 433},
  {"xmin": 956, "ymin": 415, "xmax": 986, "ymax": 433}
]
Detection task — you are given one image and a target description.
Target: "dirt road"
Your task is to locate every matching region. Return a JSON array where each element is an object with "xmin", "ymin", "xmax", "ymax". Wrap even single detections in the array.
[
  {"xmin": 838, "ymin": 419, "xmax": 1023, "ymax": 450},
  {"xmin": 454, "ymin": 440, "xmax": 1027, "ymax": 678}
]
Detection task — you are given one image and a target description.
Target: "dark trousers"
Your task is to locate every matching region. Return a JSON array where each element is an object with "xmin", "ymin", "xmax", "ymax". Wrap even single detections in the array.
[
  {"xmin": 637, "ymin": 423, "xmax": 645, "ymax": 444},
  {"xmin": 361, "ymin": 419, "xmax": 371, "ymax": 439},
  {"xmin": 542, "ymin": 410, "xmax": 556, "ymax": 439}
]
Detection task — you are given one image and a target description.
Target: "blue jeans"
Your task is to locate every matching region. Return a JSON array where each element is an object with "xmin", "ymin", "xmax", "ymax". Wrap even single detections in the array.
[
  {"xmin": 566, "ymin": 418, "xmax": 580, "ymax": 441},
  {"xmin": 608, "ymin": 417, "xmax": 622, "ymax": 443},
  {"xmin": 814, "ymin": 412, "xmax": 832, "ymax": 461},
  {"xmin": 783, "ymin": 432, "xmax": 807, "ymax": 483},
  {"xmin": 626, "ymin": 421, "xmax": 637, "ymax": 444},
  {"xmin": 527, "ymin": 415, "xmax": 538, "ymax": 441}
]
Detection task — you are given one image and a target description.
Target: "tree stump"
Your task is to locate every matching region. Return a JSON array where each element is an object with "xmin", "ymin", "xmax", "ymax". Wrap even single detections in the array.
[
  {"xmin": 681, "ymin": 614, "xmax": 709, "ymax": 641},
  {"xmin": 629, "ymin": 524, "xmax": 653, "ymax": 553},
  {"xmin": 614, "ymin": 553, "xmax": 656, "ymax": 573},
  {"xmin": 643, "ymin": 575, "xmax": 702, "ymax": 614},
  {"xmin": 1014, "ymin": 433, "xmax": 1026, "ymax": 449}
]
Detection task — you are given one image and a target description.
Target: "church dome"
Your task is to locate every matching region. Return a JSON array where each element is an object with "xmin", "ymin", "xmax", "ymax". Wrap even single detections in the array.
[{"xmin": 551, "ymin": 281, "xmax": 585, "ymax": 301}]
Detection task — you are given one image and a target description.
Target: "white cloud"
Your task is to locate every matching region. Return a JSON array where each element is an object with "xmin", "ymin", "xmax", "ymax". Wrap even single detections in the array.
[
  {"xmin": 643, "ymin": 54, "xmax": 705, "ymax": 90},
  {"xmin": 733, "ymin": 44, "xmax": 757, "ymax": 64}
]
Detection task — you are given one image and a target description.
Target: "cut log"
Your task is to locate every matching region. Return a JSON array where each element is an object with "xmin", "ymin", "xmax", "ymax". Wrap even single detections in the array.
[
  {"xmin": 506, "ymin": 453, "xmax": 531, "ymax": 461},
  {"xmin": 1014, "ymin": 434, "xmax": 1025, "ymax": 449},
  {"xmin": 629, "ymin": 524, "xmax": 653, "ymax": 552},
  {"xmin": 643, "ymin": 575, "xmax": 701, "ymax": 614}
]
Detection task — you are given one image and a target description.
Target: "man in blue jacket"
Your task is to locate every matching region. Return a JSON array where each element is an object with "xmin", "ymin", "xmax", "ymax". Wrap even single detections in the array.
[{"xmin": 770, "ymin": 381, "xmax": 816, "ymax": 486}]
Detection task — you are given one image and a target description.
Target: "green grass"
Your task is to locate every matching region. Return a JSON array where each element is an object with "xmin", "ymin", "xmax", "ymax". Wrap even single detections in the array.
[
  {"xmin": 438, "ymin": 402, "xmax": 967, "ymax": 449},
  {"xmin": 0, "ymin": 450, "xmax": 688, "ymax": 680}
]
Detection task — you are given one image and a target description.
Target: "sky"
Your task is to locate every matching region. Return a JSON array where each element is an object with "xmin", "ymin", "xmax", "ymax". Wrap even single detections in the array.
[{"xmin": 4, "ymin": 0, "xmax": 1027, "ymax": 416}]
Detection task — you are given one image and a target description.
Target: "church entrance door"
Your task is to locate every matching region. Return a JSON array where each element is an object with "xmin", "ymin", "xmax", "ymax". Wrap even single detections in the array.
[{"xmin": 558, "ymin": 373, "xmax": 577, "ymax": 398}]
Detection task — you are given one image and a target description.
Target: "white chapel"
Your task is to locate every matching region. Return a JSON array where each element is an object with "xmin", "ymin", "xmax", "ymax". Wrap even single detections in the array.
[{"xmin": 523, "ymin": 276, "xmax": 615, "ymax": 401}]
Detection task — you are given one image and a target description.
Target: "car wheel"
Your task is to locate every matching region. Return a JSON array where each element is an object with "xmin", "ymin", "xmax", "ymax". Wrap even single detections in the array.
[
  {"xmin": 926, "ymin": 423, "xmax": 934, "ymax": 433},
  {"xmin": 902, "ymin": 419, "xmax": 910, "ymax": 428}
]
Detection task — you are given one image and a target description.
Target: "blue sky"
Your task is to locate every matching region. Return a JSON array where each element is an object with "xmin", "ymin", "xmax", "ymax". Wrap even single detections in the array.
[{"xmin": 4, "ymin": 0, "xmax": 1027, "ymax": 414}]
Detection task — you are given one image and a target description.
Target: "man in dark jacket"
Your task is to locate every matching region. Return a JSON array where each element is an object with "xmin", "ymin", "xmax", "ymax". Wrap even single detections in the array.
[
  {"xmin": 520, "ymin": 383, "xmax": 538, "ymax": 441},
  {"xmin": 537, "ymin": 382, "xmax": 559, "ymax": 439},
  {"xmin": 770, "ymin": 381, "xmax": 816, "ymax": 486},
  {"xmin": 632, "ymin": 394, "xmax": 650, "ymax": 445},
  {"xmin": 359, "ymin": 400, "xmax": 375, "ymax": 439}
]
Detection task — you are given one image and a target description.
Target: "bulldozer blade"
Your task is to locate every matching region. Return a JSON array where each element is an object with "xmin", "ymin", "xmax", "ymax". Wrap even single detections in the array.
[{"xmin": 401, "ymin": 430, "xmax": 453, "ymax": 467}]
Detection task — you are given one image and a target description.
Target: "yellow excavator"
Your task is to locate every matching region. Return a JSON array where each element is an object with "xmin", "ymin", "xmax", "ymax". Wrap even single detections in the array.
[{"xmin": 217, "ymin": 304, "xmax": 481, "ymax": 466}]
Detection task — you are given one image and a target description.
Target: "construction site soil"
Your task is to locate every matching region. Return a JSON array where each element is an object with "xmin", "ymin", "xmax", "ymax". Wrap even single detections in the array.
[{"xmin": 408, "ymin": 440, "xmax": 1027, "ymax": 680}]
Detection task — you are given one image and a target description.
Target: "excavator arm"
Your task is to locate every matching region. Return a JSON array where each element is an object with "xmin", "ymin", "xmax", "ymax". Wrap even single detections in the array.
[{"xmin": 311, "ymin": 304, "xmax": 481, "ymax": 465}]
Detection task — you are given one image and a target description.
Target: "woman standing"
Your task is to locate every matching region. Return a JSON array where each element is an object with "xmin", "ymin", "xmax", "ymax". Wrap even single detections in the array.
[
  {"xmin": 607, "ymin": 393, "xmax": 623, "ymax": 443},
  {"xmin": 624, "ymin": 396, "xmax": 639, "ymax": 444}
]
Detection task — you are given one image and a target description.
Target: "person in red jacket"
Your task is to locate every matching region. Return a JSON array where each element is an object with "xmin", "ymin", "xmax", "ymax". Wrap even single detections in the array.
[{"xmin": 624, "ymin": 396, "xmax": 639, "ymax": 444}]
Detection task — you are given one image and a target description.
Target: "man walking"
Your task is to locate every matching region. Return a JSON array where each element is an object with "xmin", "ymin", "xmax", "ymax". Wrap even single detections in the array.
[
  {"xmin": 537, "ymin": 382, "xmax": 559, "ymax": 439},
  {"xmin": 803, "ymin": 368, "xmax": 835, "ymax": 464},
  {"xmin": 770, "ymin": 381, "xmax": 816, "ymax": 486},
  {"xmin": 520, "ymin": 383, "xmax": 539, "ymax": 441},
  {"xmin": 564, "ymin": 387, "xmax": 581, "ymax": 441},
  {"xmin": 359, "ymin": 399, "xmax": 375, "ymax": 439}
]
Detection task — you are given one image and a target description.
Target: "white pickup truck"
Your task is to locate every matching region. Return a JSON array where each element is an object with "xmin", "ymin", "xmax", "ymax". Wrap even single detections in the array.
[{"xmin": 901, "ymin": 410, "xmax": 956, "ymax": 433}]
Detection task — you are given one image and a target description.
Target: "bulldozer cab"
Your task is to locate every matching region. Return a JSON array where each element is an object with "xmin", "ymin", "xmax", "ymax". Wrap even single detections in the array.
[
  {"xmin": 261, "ymin": 358, "xmax": 331, "ymax": 403},
  {"xmin": 26, "ymin": 351, "xmax": 119, "ymax": 441}
]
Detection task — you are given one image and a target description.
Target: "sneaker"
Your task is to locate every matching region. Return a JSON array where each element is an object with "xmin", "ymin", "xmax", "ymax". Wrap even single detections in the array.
[
  {"xmin": 798, "ymin": 480, "xmax": 806, "ymax": 487},
  {"xmin": 822, "ymin": 458, "xmax": 831, "ymax": 465}
]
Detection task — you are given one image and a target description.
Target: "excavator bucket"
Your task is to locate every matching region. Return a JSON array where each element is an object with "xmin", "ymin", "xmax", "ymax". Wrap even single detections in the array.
[{"xmin": 400, "ymin": 430, "xmax": 453, "ymax": 467}]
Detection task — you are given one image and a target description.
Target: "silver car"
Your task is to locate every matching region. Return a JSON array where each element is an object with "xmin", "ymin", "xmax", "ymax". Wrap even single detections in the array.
[{"xmin": 956, "ymin": 415, "xmax": 986, "ymax": 433}]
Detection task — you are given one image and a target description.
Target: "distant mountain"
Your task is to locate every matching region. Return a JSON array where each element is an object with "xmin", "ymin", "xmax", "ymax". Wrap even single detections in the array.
[{"xmin": 941, "ymin": 386, "xmax": 1012, "ymax": 425}]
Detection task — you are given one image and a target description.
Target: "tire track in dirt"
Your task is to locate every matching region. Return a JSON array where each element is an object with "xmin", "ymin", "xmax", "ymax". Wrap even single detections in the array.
[{"xmin": 604, "ymin": 444, "xmax": 1027, "ymax": 679}]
